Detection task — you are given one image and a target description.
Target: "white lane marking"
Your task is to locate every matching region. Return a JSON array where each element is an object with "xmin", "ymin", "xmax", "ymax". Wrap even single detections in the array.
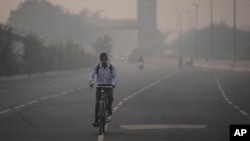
[
  {"xmin": 120, "ymin": 124, "xmax": 207, "ymax": 130},
  {"xmin": 51, "ymin": 94, "xmax": 59, "ymax": 98},
  {"xmin": 132, "ymin": 92, "xmax": 137, "ymax": 96},
  {"xmin": 118, "ymin": 102, "xmax": 123, "ymax": 106},
  {"xmin": 15, "ymin": 104, "xmax": 26, "ymax": 109},
  {"xmin": 0, "ymin": 89, "xmax": 9, "ymax": 92},
  {"xmin": 77, "ymin": 87, "xmax": 83, "ymax": 91},
  {"xmin": 240, "ymin": 110, "xmax": 248, "ymax": 116},
  {"xmin": 214, "ymin": 75, "xmax": 249, "ymax": 118},
  {"xmin": 127, "ymin": 95, "xmax": 133, "ymax": 99},
  {"xmin": 27, "ymin": 100, "xmax": 38, "ymax": 105},
  {"xmin": 105, "ymin": 124, "xmax": 108, "ymax": 131},
  {"xmin": 60, "ymin": 92, "xmax": 68, "ymax": 95},
  {"xmin": 234, "ymin": 106, "xmax": 239, "ymax": 110},
  {"xmin": 0, "ymin": 109, "xmax": 11, "ymax": 114},
  {"xmin": 123, "ymin": 98, "xmax": 128, "ymax": 101},
  {"xmin": 0, "ymin": 85, "xmax": 85, "ymax": 115},
  {"xmin": 214, "ymin": 75, "xmax": 228, "ymax": 98},
  {"xmin": 97, "ymin": 135, "xmax": 104, "ymax": 141},
  {"xmin": 113, "ymin": 106, "xmax": 119, "ymax": 111},
  {"xmin": 41, "ymin": 96, "xmax": 49, "ymax": 101},
  {"xmin": 115, "ymin": 72, "xmax": 173, "ymax": 110}
]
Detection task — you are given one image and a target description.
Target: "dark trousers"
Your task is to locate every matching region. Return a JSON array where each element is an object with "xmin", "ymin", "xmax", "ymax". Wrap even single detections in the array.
[{"xmin": 95, "ymin": 88, "xmax": 113, "ymax": 121}]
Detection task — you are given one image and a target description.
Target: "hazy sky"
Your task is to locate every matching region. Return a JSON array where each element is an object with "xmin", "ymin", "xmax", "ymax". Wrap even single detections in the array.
[{"xmin": 1, "ymin": 0, "xmax": 250, "ymax": 33}]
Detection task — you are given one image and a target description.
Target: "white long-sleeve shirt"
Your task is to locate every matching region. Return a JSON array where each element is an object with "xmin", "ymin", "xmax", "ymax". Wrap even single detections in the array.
[{"xmin": 89, "ymin": 63, "xmax": 118, "ymax": 86}]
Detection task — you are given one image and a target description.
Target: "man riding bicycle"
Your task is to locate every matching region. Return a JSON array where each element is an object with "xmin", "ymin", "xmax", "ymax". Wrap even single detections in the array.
[{"xmin": 89, "ymin": 52, "xmax": 118, "ymax": 127}]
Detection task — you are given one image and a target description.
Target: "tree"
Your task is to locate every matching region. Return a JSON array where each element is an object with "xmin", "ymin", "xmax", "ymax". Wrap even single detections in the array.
[
  {"xmin": 0, "ymin": 25, "xmax": 20, "ymax": 76},
  {"xmin": 23, "ymin": 32, "xmax": 45, "ymax": 75}
]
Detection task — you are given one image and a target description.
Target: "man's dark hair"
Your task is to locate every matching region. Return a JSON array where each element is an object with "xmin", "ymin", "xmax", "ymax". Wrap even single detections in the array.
[{"xmin": 100, "ymin": 52, "xmax": 108, "ymax": 59}]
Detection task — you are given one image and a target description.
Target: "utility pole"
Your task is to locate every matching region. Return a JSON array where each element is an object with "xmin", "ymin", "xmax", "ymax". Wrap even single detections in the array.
[
  {"xmin": 233, "ymin": 0, "xmax": 237, "ymax": 65},
  {"xmin": 176, "ymin": 8, "xmax": 182, "ymax": 56},
  {"xmin": 210, "ymin": 0, "xmax": 214, "ymax": 60},
  {"xmin": 192, "ymin": 3, "xmax": 199, "ymax": 58}
]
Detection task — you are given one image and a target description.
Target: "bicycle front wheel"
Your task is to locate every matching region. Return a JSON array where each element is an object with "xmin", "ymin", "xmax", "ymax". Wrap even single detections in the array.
[{"xmin": 99, "ymin": 102, "xmax": 104, "ymax": 135}]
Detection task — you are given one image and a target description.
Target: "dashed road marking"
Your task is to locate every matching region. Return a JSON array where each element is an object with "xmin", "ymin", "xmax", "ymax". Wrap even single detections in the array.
[
  {"xmin": 0, "ymin": 109, "xmax": 11, "ymax": 114},
  {"xmin": 15, "ymin": 104, "xmax": 26, "ymax": 109},
  {"xmin": 234, "ymin": 106, "xmax": 240, "ymax": 110},
  {"xmin": 214, "ymin": 74, "xmax": 250, "ymax": 119},
  {"xmin": 240, "ymin": 110, "xmax": 248, "ymax": 116},
  {"xmin": 41, "ymin": 96, "xmax": 49, "ymax": 101},
  {"xmin": 123, "ymin": 98, "xmax": 128, "ymax": 102},
  {"xmin": 27, "ymin": 100, "xmax": 38, "ymax": 105},
  {"xmin": 97, "ymin": 135, "xmax": 104, "ymax": 141},
  {"xmin": 117, "ymin": 102, "xmax": 123, "ymax": 106},
  {"xmin": 51, "ymin": 94, "xmax": 59, "ymax": 98},
  {"xmin": 0, "ymin": 89, "xmax": 9, "ymax": 93},
  {"xmin": 0, "ymin": 86, "xmax": 85, "ymax": 115},
  {"xmin": 113, "ymin": 106, "xmax": 119, "ymax": 111},
  {"xmin": 77, "ymin": 87, "xmax": 83, "ymax": 91},
  {"xmin": 60, "ymin": 92, "xmax": 68, "ymax": 95}
]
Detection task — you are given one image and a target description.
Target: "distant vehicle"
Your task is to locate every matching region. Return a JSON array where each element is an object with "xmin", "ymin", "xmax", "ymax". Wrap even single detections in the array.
[
  {"xmin": 138, "ymin": 56, "xmax": 144, "ymax": 70},
  {"xmin": 119, "ymin": 55, "xmax": 125, "ymax": 63},
  {"xmin": 138, "ymin": 62, "xmax": 144, "ymax": 70}
]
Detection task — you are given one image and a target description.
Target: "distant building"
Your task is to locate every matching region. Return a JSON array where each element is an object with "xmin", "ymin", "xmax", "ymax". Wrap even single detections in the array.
[{"xmin": 137, "ymin": 0, "xmax": 158, "ymax": 56}]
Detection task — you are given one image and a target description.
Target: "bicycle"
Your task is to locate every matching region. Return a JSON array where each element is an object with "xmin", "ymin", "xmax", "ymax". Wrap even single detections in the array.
[{"xmin": 95, "ymin": 84, "xmax": 113, "ymax": 135}]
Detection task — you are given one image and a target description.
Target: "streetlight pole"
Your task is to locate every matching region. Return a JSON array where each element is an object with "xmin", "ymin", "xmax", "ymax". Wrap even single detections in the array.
[
  {"xmin": 210, "ymin": 0, "xmax": 214, "ymax": 60},
  {"xmin": 176, "ymin": 8, "xmax": 182, "ymax": 57},
  {"xmin": 192, "ymin": 3, "xmax": 198, "ymax": 58},
  {"xmin": 233, "ymin": 0, "xmax": 237, "ymax": 65}
]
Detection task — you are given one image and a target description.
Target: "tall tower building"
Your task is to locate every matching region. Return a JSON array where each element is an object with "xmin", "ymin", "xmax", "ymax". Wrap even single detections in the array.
[{"xmin": 137, "ymin": 0, "xmax": 158, "ymax": 55}]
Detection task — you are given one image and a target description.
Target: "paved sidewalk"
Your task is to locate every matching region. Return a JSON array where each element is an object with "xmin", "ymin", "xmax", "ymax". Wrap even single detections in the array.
[{"xmin": 0, "ymin": 68, "xmax": 90, "ymax": 82}]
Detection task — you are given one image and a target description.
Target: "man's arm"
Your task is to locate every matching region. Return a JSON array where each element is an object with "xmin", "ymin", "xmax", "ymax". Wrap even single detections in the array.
[
  {"xmin": 89, "ymin": 64, "xmax": 97, "ymax": 86},
  {"xmin": 111, "ymin": 65, "xmax": 118, "ymax": 87}
]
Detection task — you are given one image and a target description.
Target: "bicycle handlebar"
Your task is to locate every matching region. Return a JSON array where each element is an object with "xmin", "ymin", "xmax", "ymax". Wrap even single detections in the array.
[{"xmin": 96, "ymin": 85, "xmax": 113, "ymax": 88}]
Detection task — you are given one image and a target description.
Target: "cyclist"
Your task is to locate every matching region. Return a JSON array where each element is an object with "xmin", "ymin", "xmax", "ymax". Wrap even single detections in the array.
[
  {"xmin": 138, "ymin": 56, "xmax": 144, "ymax": 70},
  {"xmin": 89, "ymin": 52, "xmax": 118, "ymax": 127}
]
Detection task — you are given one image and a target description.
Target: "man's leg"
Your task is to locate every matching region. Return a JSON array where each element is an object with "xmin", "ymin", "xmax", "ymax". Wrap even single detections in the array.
[{"xmin": 106, "ymin": 88, "xmax": 114, "ymax": 116}]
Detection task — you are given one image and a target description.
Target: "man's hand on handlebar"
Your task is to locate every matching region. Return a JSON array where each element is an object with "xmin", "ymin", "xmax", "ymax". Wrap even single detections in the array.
[
  {"xmin": 91, "ymin": 84, "xmax": 115, "ymax": 88},
  {"xmin": 90, "ymin": 83, "xmax": 94, "ymax": 88}
]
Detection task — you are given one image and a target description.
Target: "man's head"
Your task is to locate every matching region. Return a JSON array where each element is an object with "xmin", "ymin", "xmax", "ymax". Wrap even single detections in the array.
[{"xmin": 100, "ymin": 52, "xmax": 108, "ymax": 67}]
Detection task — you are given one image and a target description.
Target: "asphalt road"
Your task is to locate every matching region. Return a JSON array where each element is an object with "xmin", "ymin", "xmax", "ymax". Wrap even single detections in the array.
[{"xmin": 0, "ymin": 60, "xmax": 249, "ymax": 141}]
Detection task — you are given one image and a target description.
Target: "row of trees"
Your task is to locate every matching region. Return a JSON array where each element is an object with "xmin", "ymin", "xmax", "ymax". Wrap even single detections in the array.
[
  {"xmin": 169, "ymin": 23, "xmax": 250, "ymax": 60},
  {"xmin": 0, "ymin": 26, "xmax": 96, "ymax": 77}
]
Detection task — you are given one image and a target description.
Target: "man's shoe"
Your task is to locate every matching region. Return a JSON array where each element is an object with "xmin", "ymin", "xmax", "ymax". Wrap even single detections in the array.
[
  {"xmin": 106, "ymin": 116, "xmax": 111, "ymax": 122},
  {"xmin": 92, "ymin": 121, "xmax": 99, "ymax": 127}
]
